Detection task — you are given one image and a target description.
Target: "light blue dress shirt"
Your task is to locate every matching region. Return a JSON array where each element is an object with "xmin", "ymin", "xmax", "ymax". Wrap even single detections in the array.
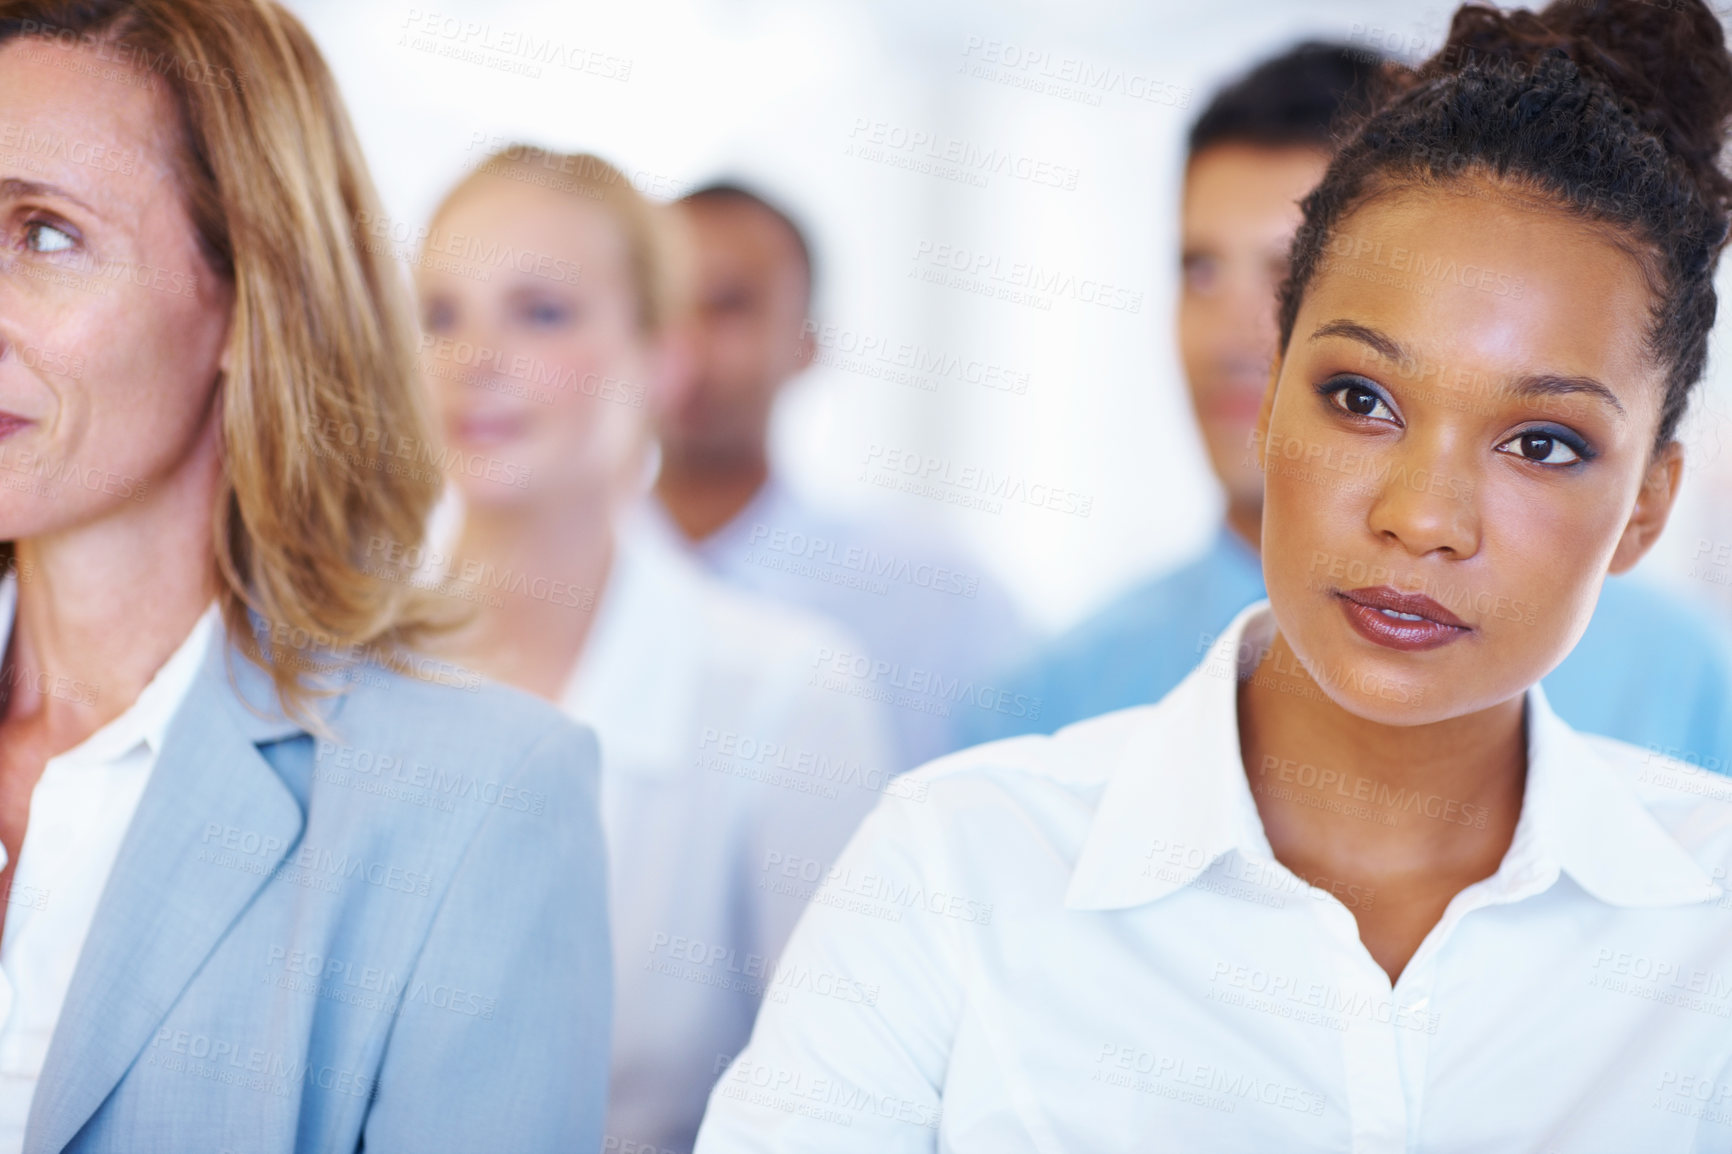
[
  {"xmin": 666, "ymin": 481, "xmax": 1032, "ymax": 769},
  {"xmin": 960, "ymin": 525, "xmax": 1732, "ymax": 775}
]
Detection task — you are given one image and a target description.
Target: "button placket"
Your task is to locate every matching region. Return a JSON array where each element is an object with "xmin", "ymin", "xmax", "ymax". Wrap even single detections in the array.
[
  {"xmin": 1388, "ymin": 956, "xmax": 1439, "ymax": 1151},
  {"xmin": 1311, "ymin": 892, "xmax": 1408, "ymax": 1154},
  {"xmin": 1377, "ymin": 862, "xmax": 1554, "ymax": 1149}
]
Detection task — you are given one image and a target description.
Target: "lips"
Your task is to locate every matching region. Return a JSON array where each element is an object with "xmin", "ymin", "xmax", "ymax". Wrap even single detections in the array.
[
  {"xmin": 1335, "ymin": 584, "xmax": 1471, "ymax": 652},
  {"xmin": 0, "ymin": 411, "xmax": 31, "ymax": 441}
]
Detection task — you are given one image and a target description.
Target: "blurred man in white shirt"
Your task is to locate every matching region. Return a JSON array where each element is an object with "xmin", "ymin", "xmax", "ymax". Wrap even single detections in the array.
[{"xmin": 654, "ymin": 185, "xmax": 1030, "ymax": 769}]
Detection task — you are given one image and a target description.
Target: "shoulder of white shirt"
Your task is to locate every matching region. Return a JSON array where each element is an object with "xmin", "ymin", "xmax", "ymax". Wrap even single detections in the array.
[
  {"xmin": 902, "ymin": 703, "xmax": 1155, "ymax": 796},
  {"xmin": 901, "ymin": 703, "xmax": 1732, "ymax": 858},
  {"xmin": 1587, "ymin": 733, "xmax": 1732, "ymax": 827},
  {"xmin": 648, "ymin": 521, "xmax": 874, "ymax": 671}
]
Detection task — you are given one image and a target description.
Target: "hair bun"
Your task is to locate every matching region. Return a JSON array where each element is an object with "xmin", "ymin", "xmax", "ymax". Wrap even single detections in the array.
[{"xmin": 1427, "ymin": 0, "xmax": 1732, "ymax": 211}]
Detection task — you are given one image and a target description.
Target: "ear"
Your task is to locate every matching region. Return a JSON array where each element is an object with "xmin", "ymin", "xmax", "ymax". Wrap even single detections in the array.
[{"xmin": 1607, "ymin": 439, "xmax": 1684, "ymax": 574}]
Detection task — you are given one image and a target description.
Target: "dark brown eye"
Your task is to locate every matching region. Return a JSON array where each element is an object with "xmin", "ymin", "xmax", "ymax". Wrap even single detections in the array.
[
  {"xmin": 1321, "ymin": 377, "xmax": 1396, "ymax": 422},
  {"xmin": 1495, "ymin": 428, "xmax": 1583, "ymax": 466},
  {"xmin": 1342, "ymin": 385, "xmax": 1379, "ymax": 415}
]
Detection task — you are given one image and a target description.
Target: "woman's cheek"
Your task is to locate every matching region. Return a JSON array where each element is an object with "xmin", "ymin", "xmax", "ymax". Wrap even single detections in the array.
[{"xmin": 1475, "ymin": 480, "xmax": 1594, "ymax": 639}]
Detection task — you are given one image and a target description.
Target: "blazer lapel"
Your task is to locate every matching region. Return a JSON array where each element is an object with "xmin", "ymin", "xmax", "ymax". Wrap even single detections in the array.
[{"xmin": 25, "ymin": 639, "xmax": 305, "ymax": 1154}]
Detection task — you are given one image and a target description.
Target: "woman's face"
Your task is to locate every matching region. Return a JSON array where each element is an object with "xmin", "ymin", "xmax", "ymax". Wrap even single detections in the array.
[
  {"xmin": 416, "ymin": 176, "xmax": 658, "ymax": 512},
  {"xmin": 1258, "ymin": 184, "xmax": 1675, "ymax": 725},
  {"xmin": 0, "ymin": 38, "xmax": 231, "ymax": 542}
]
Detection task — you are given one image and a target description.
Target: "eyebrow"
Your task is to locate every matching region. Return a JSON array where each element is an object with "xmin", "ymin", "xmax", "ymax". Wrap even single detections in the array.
[
  {"xmin": 1504, "ymin": 372, "xmax": 1627, "ymax": 419},
  {"xmin": 0, "ymin": 176, "xmax": 99, "ymax": 216},
  {"xmin": 1308, "ymin": 319, "xmax": 1407, "ymax": 364},
  {"xmin": 1308, "ymin": 318, "xmax": 1627, "ymax": 420}
]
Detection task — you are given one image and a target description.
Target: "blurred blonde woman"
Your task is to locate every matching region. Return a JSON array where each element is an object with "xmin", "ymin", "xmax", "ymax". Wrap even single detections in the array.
[
  {"xmin": 0, "ymin": 2, "xmax": 610, "ymax": 1152},
  {"xmin": 413, "ymin": 147, "xmax": 896, "ymax": 1154}
]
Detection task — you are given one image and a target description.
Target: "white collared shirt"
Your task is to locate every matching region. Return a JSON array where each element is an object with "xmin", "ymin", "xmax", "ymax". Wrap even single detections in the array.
[
  {"xmin": 562, "ymin": 516, "xmax": 898, "ymax": 1154},
  {"xmin": 0, "ymin": 575, "xmax": 216, "ymax": 1154},
  {"xmin": 655, "ymin": 479, "xmax": 1032, "ymax": 769},
  {"xmin": 696, "ymin": 600, "xmax": 1732, "ymax": 1154},
  {"xmin": 424, "ymin": 493, "xmax": 899, "ymax": 1151}
]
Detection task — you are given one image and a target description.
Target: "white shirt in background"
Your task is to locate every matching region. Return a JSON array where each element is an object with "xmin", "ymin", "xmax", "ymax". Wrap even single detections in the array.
[
  {"xmin": 0, "ymin": 575, "xmax": 216, "ymax": 1154},
  {"xmin": 697, "ymin": 600, "xmax": 1732, "ymax": 1154},
  {"xmin": 423, "ymin": 494, "xmax": 898, "ymax": 1154},
  {"xmin": 568, "ymin": 516, "xmax": 897, "ymax": 1154},
  {"xmin": 660, "ymin": 479, "xmax": 1032, "ymax": 769}
]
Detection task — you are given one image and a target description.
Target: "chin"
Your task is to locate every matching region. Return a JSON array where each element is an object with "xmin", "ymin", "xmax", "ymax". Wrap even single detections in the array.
[
  {"xmin": 453, "ymin": 471, "xmax": 538, "ymax": 509},
  {"xmin": 1286, "ymin": 625, "xmax": 1532, "ymax": 729},
  {"xmin": 1303, "ymin": 671, "xmax": 1455, "ymax": 727},
  {"xmin": 0, "ymin": 487, "xmax": 85, "ymax": 540}
]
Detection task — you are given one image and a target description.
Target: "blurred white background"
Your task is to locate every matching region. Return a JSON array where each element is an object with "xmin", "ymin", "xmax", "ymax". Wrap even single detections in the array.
[{"xmin": 284, "ymin": 0, "xmax": 1732, "ymax": 634}]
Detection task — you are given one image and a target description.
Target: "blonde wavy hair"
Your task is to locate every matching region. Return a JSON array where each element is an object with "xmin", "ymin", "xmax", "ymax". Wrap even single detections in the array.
[{"xmin": 0, "ymin": 0, "xmax": 451, "ymax": 716}]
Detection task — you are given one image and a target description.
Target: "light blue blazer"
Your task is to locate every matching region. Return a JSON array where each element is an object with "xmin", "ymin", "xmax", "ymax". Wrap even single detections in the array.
[{"xmin": 23, "ymin": 626, "xmax": 612, "ymax": 1153}]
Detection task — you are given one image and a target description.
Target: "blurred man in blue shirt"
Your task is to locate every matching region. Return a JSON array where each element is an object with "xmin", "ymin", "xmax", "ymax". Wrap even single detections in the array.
[
  {"xmin": 960, "ymin": 42, "xmax": 1732, "ymax": 775},
  {"xmin": 655, "ymin": 184, "xmax": 1030, "ymax": 769}
]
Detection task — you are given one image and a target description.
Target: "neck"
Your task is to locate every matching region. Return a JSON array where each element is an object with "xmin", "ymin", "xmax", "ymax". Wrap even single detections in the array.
[
  {"xmin": 444, "ymin": 490, "xmax": 616, "ymax": 698},
  {"xmin": 655, "ymin": 447, "xmax": 769, "ymax": 543},
  {"xmin": 1238, "ymin": 626, "xmax": 1527, "ymax": 880},
  {"xmin": 3, "ymin": 434, "xmax": 222, "ymax": 744}
]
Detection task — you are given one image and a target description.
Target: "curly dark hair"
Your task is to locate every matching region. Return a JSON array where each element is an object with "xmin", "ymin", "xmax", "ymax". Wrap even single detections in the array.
[{"xmin": 1275, "ymin": 0, "xmax": 1732, "ymax": 452}]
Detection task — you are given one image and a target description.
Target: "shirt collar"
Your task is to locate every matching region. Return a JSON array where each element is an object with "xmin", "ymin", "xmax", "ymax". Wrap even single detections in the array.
[
  {"xmin": 1065, "ymin": 599, "xmax": 1718, "ymax": 912},
  {"xmin": 1064, "ymin": 601, "xmax": 1271, "ymax": 910},
  {"xmin": 426, "ymin": 487, "xmax": 710, "ymax": 778},
  {"xmin": 560, "ymin": 509, "xmax": 708, "ymax": 778},
  {"xmin": 1520, "ymin": 682, "xmax": 1719, "ymax": 906},
  {"xmin": 0, "ymin": 571, "xmax": 218, "ymax": 763},
  {"xmin": 689, "ymin": 476, "xmax": 797, "ymax": 562}
]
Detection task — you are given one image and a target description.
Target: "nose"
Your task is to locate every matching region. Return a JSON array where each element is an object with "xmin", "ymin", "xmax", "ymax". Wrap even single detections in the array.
[{"xmin": 1364, "ymin": 427, "xmax": 1480, "ymax": 560}]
